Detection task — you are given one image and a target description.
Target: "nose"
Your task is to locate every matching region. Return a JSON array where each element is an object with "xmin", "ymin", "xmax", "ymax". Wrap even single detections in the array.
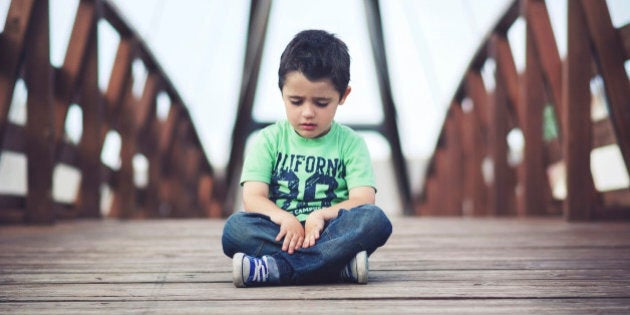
[{"xmin": 302, "ymin": 104, "xmax": 315, "ymax": 118}]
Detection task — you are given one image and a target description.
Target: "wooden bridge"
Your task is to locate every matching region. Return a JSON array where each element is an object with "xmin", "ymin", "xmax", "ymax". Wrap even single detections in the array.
[{"xmin": 1, "ymin": 0, "xmax": 630, "ymax": 313}]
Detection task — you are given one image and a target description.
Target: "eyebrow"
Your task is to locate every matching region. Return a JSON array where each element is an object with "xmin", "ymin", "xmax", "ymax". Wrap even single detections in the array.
[{"xmin": 287, "ymin": 95, "xmax": 332, "ymax": 101}]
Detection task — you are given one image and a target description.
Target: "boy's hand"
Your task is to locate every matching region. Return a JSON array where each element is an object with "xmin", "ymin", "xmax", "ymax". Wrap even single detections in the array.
[
  {"xmin": 303, "ymin": 211, "xmax": 325, "ymax": 248},
  {"xmin": 275, "ymin": 212, "xmax": 304, "ymax": 254}
]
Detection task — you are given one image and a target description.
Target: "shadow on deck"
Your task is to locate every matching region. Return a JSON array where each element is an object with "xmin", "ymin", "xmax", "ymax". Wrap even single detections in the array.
[{"xmin": 1, "ymin": 216, "xmax": 629, "ymax": 314}]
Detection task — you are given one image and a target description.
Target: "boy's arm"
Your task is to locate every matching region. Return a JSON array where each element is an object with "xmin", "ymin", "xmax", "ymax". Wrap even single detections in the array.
[
  {"xmin": 319, "ymin": 186, "xmax": 376, "ymax": 220},
  {"xmin": 242, "ymin": 181, "xmax": 305, "ymax": 254},
  {"xmin": 302, "ymin": 186, "xmax": 376, "ymax": 248}
]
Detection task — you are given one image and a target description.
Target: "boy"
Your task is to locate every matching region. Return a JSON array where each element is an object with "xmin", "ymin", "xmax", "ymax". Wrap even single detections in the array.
[{"xmin": 221, "ymin": 29, "xmax": 392, "ymax": 287}]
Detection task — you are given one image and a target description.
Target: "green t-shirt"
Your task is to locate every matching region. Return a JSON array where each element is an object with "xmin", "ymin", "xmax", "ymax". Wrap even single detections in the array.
[{"xmin": 240, "ymin": 120, "xmax": 376, "ymax": 221}]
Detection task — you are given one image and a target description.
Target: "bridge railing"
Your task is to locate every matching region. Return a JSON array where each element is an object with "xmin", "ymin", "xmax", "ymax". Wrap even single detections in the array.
[
  {"xmin": 0, "ymin": 0, "xmax": 221, "ymax": 224},
  {"xmin": 415, "ymin": 0, "xmax": 630, "ymax": 220}
]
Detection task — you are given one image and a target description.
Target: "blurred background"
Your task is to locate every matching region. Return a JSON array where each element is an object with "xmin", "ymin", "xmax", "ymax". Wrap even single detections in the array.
[{"xmin": 1, "ymin": 0, "xmax": 629, "ymax": 215}]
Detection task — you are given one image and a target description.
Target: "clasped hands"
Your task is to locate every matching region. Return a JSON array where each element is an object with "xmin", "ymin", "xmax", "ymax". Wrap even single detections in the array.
[{"xmin": 275, "ymin": 210, "xmax": 326, "ymax": 254}]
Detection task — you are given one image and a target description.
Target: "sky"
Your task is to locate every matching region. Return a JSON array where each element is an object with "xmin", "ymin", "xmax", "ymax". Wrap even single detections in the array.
[
  {"xmin": 98, "ymin": 0, "xmax": 516, "ymax": 168},
  {"xmin": 1, "ymin": 0, "xmax": 629, "ymax": 191},
  {"xmin": 98, "ymin": 0, "xmax": 629, "ymax": 168}
]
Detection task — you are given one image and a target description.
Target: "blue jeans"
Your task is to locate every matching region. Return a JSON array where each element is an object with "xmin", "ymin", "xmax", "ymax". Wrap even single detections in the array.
[{"xmin": 222, "ymin": 204, "xmax": 392, "ymax": 285}]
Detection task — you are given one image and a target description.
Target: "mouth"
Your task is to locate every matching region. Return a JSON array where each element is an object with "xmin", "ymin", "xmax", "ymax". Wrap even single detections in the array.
[{"xmin": 300, "ymin": 123, "xmax": 317, "ymax": 131}]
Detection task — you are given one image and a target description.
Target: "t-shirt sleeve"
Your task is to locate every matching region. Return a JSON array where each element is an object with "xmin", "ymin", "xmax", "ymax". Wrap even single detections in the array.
[
  {"xmin": 343, "ymin": 134, "xmax": 377, "ymax": 191},
  {"xmin": 240, "ymin": 129, "xmax": 276, "ymax": 185}
]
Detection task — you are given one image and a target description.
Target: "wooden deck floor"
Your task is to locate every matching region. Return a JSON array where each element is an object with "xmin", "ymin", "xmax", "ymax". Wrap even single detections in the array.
[{"xmin": 1, "ymin": 216, "xmax": 630, "ymax": 314}]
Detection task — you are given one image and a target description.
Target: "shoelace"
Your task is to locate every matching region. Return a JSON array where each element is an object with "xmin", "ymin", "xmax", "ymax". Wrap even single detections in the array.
[
  {"xmin": 249, "ymin": 256, "xmax": 269, "ymax": 282},
  {"xmin": 339, "ymin": 260, "xmax": 355, "ymax": 281}
]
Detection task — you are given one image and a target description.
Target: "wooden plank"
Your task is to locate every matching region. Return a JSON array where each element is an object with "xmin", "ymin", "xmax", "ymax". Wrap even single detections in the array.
[
  {"xmin": 444, "ymin": 104, "xmax": 464, "ymax": 215},
  {"xmin": 109, "ymin": 84, "xmax": 137, "ymax": 218},
  {"xmin": 465, "ymin": 70, "xmax": 489, "ymax": 141},
  {"xmin": 463, "ymin": 70, "xmax": 490, "ymax": 216},
  {"xmin": 135, "ymin": 72, "xmax": 160, "ymax": 130},
  {"xmin": 432, "ymin": 148, "xmax": 449, "ymax": 215},
  {"xmin": 1, "ymin": 123, "xmax": 24, "ymax": 152},
  {"xmin": 602, "ymin": 188, "xmax": 630, "ymax": 208},
  {"xmin": 487, "ymin": 36, "xmax": 514, "ymax": 216},
  {"xmin": 169, "ymin": 119, "xmax": 196, "ymax": 216},
  {"xmin": 153, "ymin": 121, "xmax": 174, "ymax": 215},
  {"xmin": 123, "ymin": 72, "xmax": 160, "ymax": 217},
  {"xmin": 142, "ymin": 120, "xmax": 162, "ymax": 217},
  {"xmin": 522, "ymin": 0, "xmax": 562, "ymax": 115},
  {"xmin": 23, "ymin": 0, "xmax": 54, "ymax": 224},
  {"xmin": 104, "ymin": 37, "xmax": 134, "ymax": 119},
  {"xmin": 0, "ymin": 195, "xmax": 25, "ymax": 223},
  {"xmin": 580, "ymin": 0, "xmax": 630, "ymax": 173},
  {"xmin": 493, "ymin": 33, "xmax": 519, "ymax": 112},
  {"xmin": 1, "ymin": 217, "xmax": 629, "ymax": 313},
  {"xmin": 151, "ymin": 104, "xmax": 181, "ymax": 216},
  {"xmin": 197, "ymin": 174, "xmax": 216, "ymax": 217},
  {"xmin": 592, "ymin": 118, "xmax": 618, "ymax": 148},
  {"xmin": 75, "ymin": 18, "xmax": 102, "ymax": 218},
  {"xmin": 460, "ymin": 101, "xmax": 488, "ymax": 216},
  {"xmin": 0, "ymin": 0, "xmax": 35, "ymax": 150},
  {"xmin": 4, "ymin": 269, "xmax": 630, "ymax": 285},
  {"xmin": 1, "ymin": 279, "xmax": 630, "ymax": 302},
  {"xmin": 563, "ymin": 1, "xmax": 595, "ymax": 221},
  {"xmin": 1, "ymin": 299, "xmax": 629, "ymax": 315},
  {"xmin": 53, "ymin": 0, "xmax": 98, "ymax": 145},
  {"xmin": 522, "ymin": 3, "xmax": 564, "ymax": 205},
  {"xmin": 518, "ymin": 0, "xmax": 547, "ymax": 216},
  {"xmin": 56, "ymin": 141, "xmax": 78, "ymax": 166},
  {"xmin": 3, "ymin": 248, "xmax": 629, "ymax": 269},
  {"xmin": 159, "ymin": 105, "xmax": 178, "ymax": 153},
  {"xmin": 620, "ymin": 23, "xmax": 630, "ymax": 59},
  {"xmin": 416, "ymin": 175, "xmax": 437, "ymax": 215}
]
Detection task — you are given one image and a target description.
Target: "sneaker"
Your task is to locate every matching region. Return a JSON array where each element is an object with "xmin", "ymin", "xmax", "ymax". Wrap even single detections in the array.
[
  {"xmin": 232, "ymin": 252, "xmax": 279, "ymax": 288},
  {"xmin": 339, "ymin": 250, "xmax": 368, "ymax": 284}
]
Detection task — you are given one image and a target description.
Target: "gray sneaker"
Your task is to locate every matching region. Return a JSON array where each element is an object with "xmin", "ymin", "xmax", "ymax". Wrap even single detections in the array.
[
  {"xmin": 232, "ymin": 252, "xmax": 278, "ymax": 288},
  {"xmin": 339, "ymin": 251, "xmax": 368, "ymax": 284}
]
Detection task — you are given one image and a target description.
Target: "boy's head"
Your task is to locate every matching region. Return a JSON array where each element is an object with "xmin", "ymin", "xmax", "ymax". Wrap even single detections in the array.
[{"xmin": 278, "ymin": 30, "xmax": 350, "ymax": 99}]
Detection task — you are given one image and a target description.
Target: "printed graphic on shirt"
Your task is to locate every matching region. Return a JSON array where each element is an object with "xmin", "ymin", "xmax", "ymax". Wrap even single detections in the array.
[{"xmin": 270, "ymin": 152, "xmax": 346, "ymax": 218}]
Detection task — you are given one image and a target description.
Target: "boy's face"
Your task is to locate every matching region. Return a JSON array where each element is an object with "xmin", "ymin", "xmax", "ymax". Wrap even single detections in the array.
[{"xmin": 281, "ymin": 71, "xmax": 351, "ymax": 139}]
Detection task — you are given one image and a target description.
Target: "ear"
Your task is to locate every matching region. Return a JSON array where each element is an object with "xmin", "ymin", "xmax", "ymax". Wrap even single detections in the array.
[{"xmin": 338, "ymin": 86, "xmax": 352, "ymax": 105}]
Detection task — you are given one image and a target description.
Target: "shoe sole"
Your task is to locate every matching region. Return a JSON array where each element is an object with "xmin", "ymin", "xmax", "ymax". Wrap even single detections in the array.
[
  {"xmin": 233, "ymin": 252, "xmax": 246, "ymax": 288},
  {"xmin": 356, "ymin": 251, "xmax": 368, "ymax": 284}
]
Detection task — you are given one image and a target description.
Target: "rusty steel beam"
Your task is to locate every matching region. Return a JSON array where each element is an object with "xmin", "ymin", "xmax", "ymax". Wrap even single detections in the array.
[
  {"xmin": 522, "ymin": 0, "xmax": 562, "ymax": 115},
  {"xmin": 487, "ymin": 35, "xmax": 514, "ymax": 216},
  {"xmin": 460, "ymin": 98, "xmax": 488, "ymax": 216},
  {"xmin": 1, "ymin": 0, "xmax": 218, "ymax": 223},
  {"xmin": 516, "ymin": 0, "xmax": 548, "ymax": 216},
  {"xmin": 75, "ymin": 15, "xmax": 103, "ymax": 218},
  {"xmin": 224, "ymin": 0, "xmax": 272, "ymax": 215},
  {"xmin": 105, "ymin": 38, "xmax": 134, "ymax": 122},
  {"xmin": 364, "ymin": 0, "xmax": 413, "ymax": 213},
  {"xmin": 443, "ymin": 103, "xmax": 465, "ymax": 215},
  {"xmin": 53, "ymin": 0, "xmax": 99, "ymax": 146},
  {"xmin": 580, "ymin": 0, "xmax": 630, "ymax": 174},
  {"xmin": 563, "ymin": 0, "xmax": 595, "ymax": 221},
  {"xmin": 0, "ymin": 0, "xmax": 35, "ymax": 151},
  {"xmin": 24, "ymin": 0, "xmax": 55, "ymax": 224}
]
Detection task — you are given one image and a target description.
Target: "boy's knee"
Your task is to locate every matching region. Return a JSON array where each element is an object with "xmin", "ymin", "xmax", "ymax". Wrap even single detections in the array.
[
  {"xmin": 353, "ymin": 204, "xmax": 392, "ymax": 238},
  {"xmin": 356, "ymin": 204, "xmax": 388, "ymax": 221},
  {"xmin": 222, "ymin": 211, "xmax": 279, "ymax": 257},
  {"xmin": 221, "ymin": 212, "xmax": 251, "ymax": 257},
  {"xmin": 223, "ymin": 211, "xmax": 266, "ymax": 232}
]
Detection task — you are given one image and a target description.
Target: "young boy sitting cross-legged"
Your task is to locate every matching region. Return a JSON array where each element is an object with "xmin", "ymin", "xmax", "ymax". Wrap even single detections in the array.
[{"xmin": 221, "ymin": 29, "xmax": 392, "ymax": 287}]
